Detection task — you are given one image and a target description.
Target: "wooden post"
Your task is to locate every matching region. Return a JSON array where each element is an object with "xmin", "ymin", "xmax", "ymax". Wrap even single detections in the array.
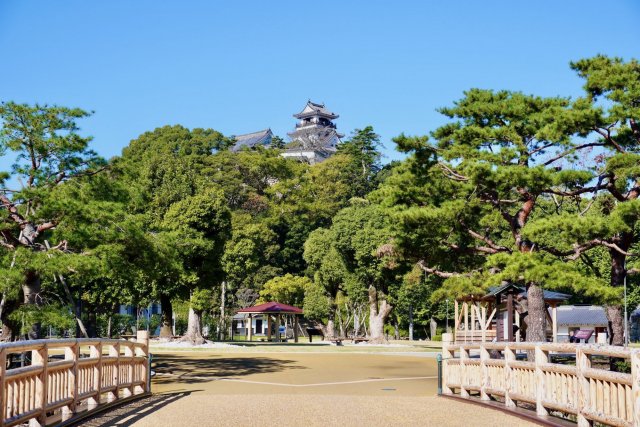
[
  {"xmin": 248, "ymin": 314, "xmax": 253, "ymax": 342},
  {"xmin": 107, "ymin": 343, "xmax": 119, "ymax": 401},
  {"xmin": 631, "ymin": 349, "xmax": 640, "ymax": 427},
  {"xmin": 480, "ymin": 343, "xmax": 490, "ymax": 401},
  {"xmin": 551, "ymin": 304, "xmax": 558, "ymax": 343},
  {"xmin": 267, "ymin": 315, "xmax": 272, "ymax": 342},
  {"xmin": 460, "ymin": 345, "xmax": 469, "ymax": 398},
  {"xmin": 576, "ymin": 347, "xmax": 593, "ymax": 426},
  {"xmin": 293, "ymin": 315, "xmax": 299, "ymax": 343},
  {"xmin": 535, "ymin": 346, "xmax": 549, "ymax": 416},
  {"xmin": 122, "ymin": 343, "xmax": 133, "ymax": 399},
  {"xmin": 504, "ymin": 345, "xmax": 516, "ymax": 408},
  {"xmin": 276, "ymin": 314, "xmax": 281, "ymax": 342},
  {"xmin": 454, "ymin": 300, "xmax": 459, "ymax": 332},
  {"xmin": 136, "ymin": 330, "xmax": 149, "ymax": 394},
  {"xmin": 507, "ymin": 293, "xmax": 514, "ymax": 342},
  {"xmin": 471, "ymin": 302, "xmax": 476, "ymax": 332},
  {"xmin": 0, "ymin": 348, "xmax": 6, "ymax": 427},
  {"xmin": 62, "ymin": 343, "xmax": 79, "ymax": 421},
  {"xmin": 515, "ymin": 309, "xmax": 521, "ymax": 342},
  {"xmin": 31, "ymin": 344, "xmax": 48, "ymax": 427},
  {"xmin": 88, "ymin": 343, "xmax": 102, "ymax": 410},
  {"xmin": 442, "ymin": 333, "xmax": 453, "ymax": 395},
  {"xmin": 464, "ymin": 303, "xmax": 469, "ymax": 334}
]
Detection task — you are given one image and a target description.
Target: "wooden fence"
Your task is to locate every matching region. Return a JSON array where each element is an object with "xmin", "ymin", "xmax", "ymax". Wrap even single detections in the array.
[
  {"xmin": 441, "ymin": 333, "xmax": 640, "ymax": 427},
  {"xmin": 0, "ymin": 331, "xmax": 150, "ymax": 427}
]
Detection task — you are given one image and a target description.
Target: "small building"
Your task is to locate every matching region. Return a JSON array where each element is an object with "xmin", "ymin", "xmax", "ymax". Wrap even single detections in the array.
[
  {"xmin": 235, "ymin": 301, "xmax": 303, "ymax": 342},
  {"xmin": 554, "ymin": 305, "xmax": 608, "ymax": 343},
  {"xmin": 454, "ymin": 283, "xmax": 571, "ymax": 343},
  {"xmin": 282, "ymin": 101, "xmax": 343, "ymax": 164},
  {"xmin": 230, "ymin": 128, "xmax": 273, "ymax": 152}
]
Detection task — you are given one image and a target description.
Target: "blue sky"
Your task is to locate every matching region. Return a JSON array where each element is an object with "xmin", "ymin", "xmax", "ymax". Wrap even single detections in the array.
[{"xmin": 1, "ymin": 1, "xmax": 639, "ymax": 166}]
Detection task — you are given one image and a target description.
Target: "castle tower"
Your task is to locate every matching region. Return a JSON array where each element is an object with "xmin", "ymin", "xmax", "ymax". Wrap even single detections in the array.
[{"xmin": 282, "ymin": 101, "xmax": 344, "ymax": 164}]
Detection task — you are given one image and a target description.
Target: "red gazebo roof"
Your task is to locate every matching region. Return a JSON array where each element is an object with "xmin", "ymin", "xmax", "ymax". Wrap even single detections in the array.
[{"xmin": 237, "ymin": 301, "xmax": 303, "ymax": 314}]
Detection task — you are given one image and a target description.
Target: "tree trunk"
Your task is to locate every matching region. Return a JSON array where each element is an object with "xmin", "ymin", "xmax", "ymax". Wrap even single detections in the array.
[
  {"xmin": 409, "ymin": 304, "xmax": 414, "ymax": 341},
  {"xmin": 393, "ymin": 318, "xmax": 399, "ymax": 340},
  {"xmin": 525, "ymin": 283, "xmax": 546, "ymax": 360},
  {"xmin": 87, "ymin": 309, "xmax": 97, "ymax": 338},
  {"xmin": 607, "ymin": 248, "xmax": 627, "ymax": 346},
  {"xmin": 159, "ymin": 294, "xmax": 173, "ymax": 338},
  {"xmin": 606, "ymin": 305, "xmax": 624, "ymax": 346},
  {"xmin": 219, "ymin": 281, "xmax": 226, "ymax": 341},
  {"xmin": 181, "ymin": 306, "xmax": 205, "ymax": 345},
  {"xmin": 22, "ymin": 271, "xmax": 42, "ymax": 339},
  {"xmin": 430, "ymin": 317, "xmax": 437, "ymax": 340},
  {"xmin": 368, "ymin": 286, "xmax": 393, "ymax": 344},
  {"xmin": 325, "ymin": 303, "xmax": 337, "ymax": 339}
]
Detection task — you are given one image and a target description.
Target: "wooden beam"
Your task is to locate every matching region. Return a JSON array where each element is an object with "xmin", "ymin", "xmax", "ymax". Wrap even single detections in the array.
[
  {"xmin": 454, "ymin": 300, "xmax": 459, "ymax": 331},
  {"xmin": 507, "ymin": 293, "xmax": 514, "ymax": 342},
  {"xmin": 485, "ymin": 308, "xmax": 497, "ymax": 330},
  {"xmin": 294, "ymin": 315, "xmax": 299, "ymax": 343},
  {"xmin": 551, "ymin": 304, "xmax": 558, "ymax": 343}
]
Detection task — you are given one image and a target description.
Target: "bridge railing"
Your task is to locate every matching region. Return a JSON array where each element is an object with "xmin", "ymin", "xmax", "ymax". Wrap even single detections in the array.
[
  {"xmin": 0, "ymin": 331, "xmax": 150, "ymax": 427},
  {"xmin": 441, "ymin": 333, "xmax": 640, "ymax": 427}
]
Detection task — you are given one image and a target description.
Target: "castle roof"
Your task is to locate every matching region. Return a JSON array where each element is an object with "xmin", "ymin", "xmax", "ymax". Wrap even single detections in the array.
[
  {"xmin": 293, "ymin": 100, "xmax": 339, "ymax": 119},
  {"xmin": 231, "ymin": 128, "xmax": 273, "ymax": 152}
]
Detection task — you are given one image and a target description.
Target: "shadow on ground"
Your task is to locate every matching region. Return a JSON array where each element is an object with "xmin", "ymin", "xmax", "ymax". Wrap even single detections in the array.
[
  {"xmin": 152, "ymin": 354, "xmax": 306, "ymax": 385},
  {"xmin": 75, "ymin": 392, "xmax": 193, "ymax": 427}
]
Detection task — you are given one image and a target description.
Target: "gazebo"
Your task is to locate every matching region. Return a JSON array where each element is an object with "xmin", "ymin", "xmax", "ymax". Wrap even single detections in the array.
[
  {"xmin": 237, "ymin": 302, "xmax": 303, "ymax": 343},
  {"xmin": 454, "ymin": 282, "xmax": 571, "ymax": 343}
]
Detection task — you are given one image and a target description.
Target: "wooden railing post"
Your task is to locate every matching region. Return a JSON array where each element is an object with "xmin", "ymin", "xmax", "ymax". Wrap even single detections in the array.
[
  {"xmin": 123, "ymin": 342, "xmax": 134, "ymax": 398},
  {"xmin": 576, "ymin": 346, "xmax": 593, "ymax": 427},
  {"xmin": 459, "ymin": 345, "xmax": 469, "ymax": 398},
  {"xmin": 0, "ymin": 347, "xmax": 6, "ymax": 427},
  {"xmin": 109, "ymin": 342, "xmax": 121, "ymax": 401},
  {"xmin": 62, "ymin": 342, "xmax": 79, "ymax": 421},
  {"xmin": 535, "ymin": 345, "xmax": 548, "ymax": 416},
  {"xmin": 30, "ymin": 344, "xmax": 48, "ymax": 427},
  {"xmin": 136, "ymin": 330, "xmax": 149, "ymax": 394},
  {"xmin": 88, "ymin": 343, "xmax": 102, "ymax": 410},
  {"xmin": 631, "ymin": 349, "xmax": 640, "ymax": 427},
  {"xmin": 504, "ymin": 345, "xmax": 516, "ymax": 408},
  {"xmin": 442, "ymin": 333, "xmax": 453, "ymax": 395},
  {"xmin": 480, "ymin": 343, "xmax": 490, "ymax": 401}
]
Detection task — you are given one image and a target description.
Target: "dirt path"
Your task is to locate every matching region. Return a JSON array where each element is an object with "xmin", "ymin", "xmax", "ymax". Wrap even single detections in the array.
[{"xmin": 86, "ymin": 350, "xmax": 535, "ymax": 426}]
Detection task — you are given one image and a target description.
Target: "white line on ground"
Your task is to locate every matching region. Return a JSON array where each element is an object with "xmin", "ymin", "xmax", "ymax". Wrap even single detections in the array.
[{"xmin": 158, "ymin": 374, "xmax": 437, "ymax": 387}]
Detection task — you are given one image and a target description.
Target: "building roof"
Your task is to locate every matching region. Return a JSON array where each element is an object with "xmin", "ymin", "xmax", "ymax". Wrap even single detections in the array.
[
  {"xmin": 231, "ymin": 129, "xmax": 272, "ymax": 152},
  {"xmin": 554, "ymin": 305, "xmax": 608, "ymax": 326},
  {"xmin": 458, "ymin": 283, "xmax": 571, "ymax": 302},
  {"xmin": 237, "ymin": 301, "xmax": 303, "ymax": 314},
  {"xmin": 294, "ymin": 101, "xmax": 339, "ymax": 119}
]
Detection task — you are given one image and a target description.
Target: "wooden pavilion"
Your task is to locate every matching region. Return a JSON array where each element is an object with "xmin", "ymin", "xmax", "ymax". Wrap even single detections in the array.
[
  {"xmin": 237, "ymin": 302, "xmax": 303, "ymax": 343},
  {"xmin": 454, "ymin": 282, "xmax": 571, "ymax": 343}
]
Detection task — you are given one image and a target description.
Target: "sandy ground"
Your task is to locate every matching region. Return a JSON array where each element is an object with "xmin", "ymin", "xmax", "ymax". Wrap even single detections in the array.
[{"xmin": 81, "ymin": 348, "xmax": 535, "ymax": 426}]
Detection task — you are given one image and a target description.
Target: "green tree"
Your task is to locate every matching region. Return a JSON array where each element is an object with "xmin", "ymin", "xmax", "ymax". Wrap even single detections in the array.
[
  {"xmin": 258, "ymin": 274, "xmax": 311, "ymax": 307},
  {"xmin": 161, "ymin": 188, "xmax": 232, "ymax": 344},
  {"xmin": 0, "ymin": 102, "xmax": 104, "ymax": 339}
]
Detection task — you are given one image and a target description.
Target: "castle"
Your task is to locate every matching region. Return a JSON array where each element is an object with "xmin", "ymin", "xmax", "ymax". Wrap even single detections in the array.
[{"xmin": 231, "ymin": 101, "xmax": 343, "ymax": 164}]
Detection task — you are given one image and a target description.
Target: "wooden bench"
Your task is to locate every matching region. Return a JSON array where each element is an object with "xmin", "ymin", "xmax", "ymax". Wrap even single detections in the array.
[
  {"xmin": 329, "ymin": 338, "xmax": 344, "ymax": 346},
  {"xmin": 351, "ymin": 337, "xmax": 369, "ymax": 344}
]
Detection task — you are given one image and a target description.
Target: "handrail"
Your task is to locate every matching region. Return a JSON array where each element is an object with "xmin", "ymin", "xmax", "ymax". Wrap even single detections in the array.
[
  {"xmin": 440, "ymin": 333, "xmax": 640, "ymax": 427},
  {"xmin": 0, "ymin": 332, "xmax": 150, "ymax": 427}
]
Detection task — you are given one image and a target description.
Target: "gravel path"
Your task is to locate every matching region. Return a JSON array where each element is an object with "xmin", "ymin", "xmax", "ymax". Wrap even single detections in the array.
[{"xmin": 79, "ymin": 350, "xmax": 535, "ymax": 426}]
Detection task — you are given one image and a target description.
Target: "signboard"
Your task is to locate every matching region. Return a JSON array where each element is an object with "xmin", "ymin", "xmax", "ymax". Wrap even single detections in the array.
[
  {"xmin": 574, "ymin": 329, "xmax": 593, "ymax": 342},
  {"xmin": 278, "ymin": 326, "xmax": 286, "ymax": 334}
]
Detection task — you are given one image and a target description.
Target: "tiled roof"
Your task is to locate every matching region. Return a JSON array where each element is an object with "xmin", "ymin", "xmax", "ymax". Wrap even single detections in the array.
[
  {"xmin": 553, "ymin": 305, "xmax": 608, "ymax": 326},
  {"xmin": 231, "ymin": 129, "xmax": 272, "ymax": 152},
  {"xmin": 237, "ymin": 301, "xmax": 303, "ymax": 314},
  {"xmin": 294, "ymin": 101, "xmax": 339, "ymax": 119},
  {"xmin": 486, "ymin": 284, "xmax": 571, "ymax": 301}
]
